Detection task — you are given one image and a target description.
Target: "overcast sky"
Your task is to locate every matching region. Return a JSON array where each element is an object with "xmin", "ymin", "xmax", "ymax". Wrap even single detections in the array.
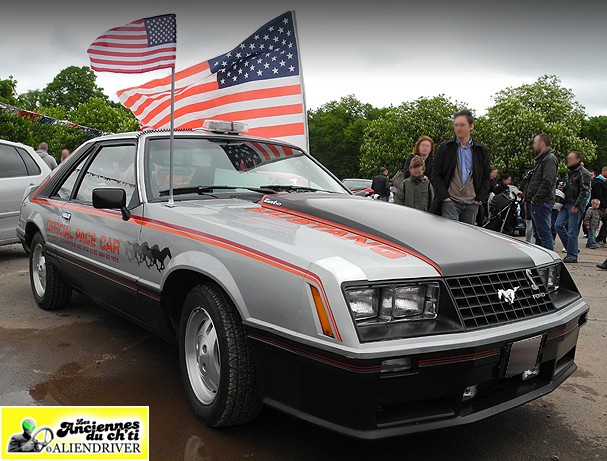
[{"xmin": 2, "ymin": 0, "xmax": 607, "ymax": 115}]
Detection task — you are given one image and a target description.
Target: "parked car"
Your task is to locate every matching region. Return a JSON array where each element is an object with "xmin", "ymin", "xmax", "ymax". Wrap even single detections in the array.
[
  {"xmin": 0, "ymin": 139, "xmax": 51, "ymax": 246},
  {"xmin": 342, "ymin": 178, "xmax": 373, "ymax": 197},
  {"xmin": 18, "ymin": 121, "xmax": 589, "ymax": 439}
]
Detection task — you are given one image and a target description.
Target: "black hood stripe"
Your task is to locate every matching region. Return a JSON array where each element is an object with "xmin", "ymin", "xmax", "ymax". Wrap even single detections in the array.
[
  {"xmin": 261, "ymin": 197, "xmax": 443, "ymax": 275},
  {"xmin": 261, "ymin": 194, "xmax": 536, "ymax": 277}
]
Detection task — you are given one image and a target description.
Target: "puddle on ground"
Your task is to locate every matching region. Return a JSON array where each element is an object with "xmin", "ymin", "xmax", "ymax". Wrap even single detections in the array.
[{"xmin": 1, "ymin": 316, "xmax": 606, "ymax": 461}]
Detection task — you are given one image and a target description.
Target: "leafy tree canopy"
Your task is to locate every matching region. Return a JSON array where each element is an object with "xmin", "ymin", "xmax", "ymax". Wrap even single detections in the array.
[
  {"xmin": 308, "ymin": 95, "xmax": 387, "ymax": 179},
  {"xmin": 360, "ymin": 96, "xmax": 466, "ymax": 177}
]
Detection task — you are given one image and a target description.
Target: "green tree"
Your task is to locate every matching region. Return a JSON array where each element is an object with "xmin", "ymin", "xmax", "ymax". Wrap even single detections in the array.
[
  {"xmin": 40, "ymin": 66, "xmax": 106, "ymax": 113},
  {"xmin": 475, "ymin": 75, "xmax": 595, "ymax": 181},
  {"xmin": 39, "ymin": 98, "xmax": 140, "ymax": 154},
  {"xmin": 17, "ymin": 89, "xmax": 42, "ymax": 111},
  {"xmin": 359, "ymin": 96, "xmax": 466, "ymax": 177},
  {"xmin": 308, "ymin": 95, "xmax": 386, "ymax": 179},
  {"xmin": 0, "ymin": 76, "xmax": 34, "ymax": 145},
  {"xmin": 581, "ymin": 116, "xmax": 607, "ymax": 171}
]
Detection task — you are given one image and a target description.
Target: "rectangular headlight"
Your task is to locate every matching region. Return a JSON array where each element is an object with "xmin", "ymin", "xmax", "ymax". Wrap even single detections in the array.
[
  {"xmin": 538, "ymin": 263, "xmax": 561, "ymax": 292},
  {"xmin": 346, "ymin": 283, "xmax": 439, "ymax": 323},
  {"xmin": 345, "ymin": 288, "xmax": 379, "ymax": 320}
]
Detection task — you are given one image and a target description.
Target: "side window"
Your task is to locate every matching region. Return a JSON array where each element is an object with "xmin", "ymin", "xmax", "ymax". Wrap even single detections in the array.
[
  {"xmin": 15, "ymin": 147, "xmax": 42, "ymax": 176},
  {"xmin": 0, "ymin": 144, "xmax": 28, "ymax": 178},
  {"xmin": 53, "ymin": 154, "xmax": 90, "ymax": 200},
  {"xmin": 74, "ymin": 145, "xmax": 137, "ymax": 204}
]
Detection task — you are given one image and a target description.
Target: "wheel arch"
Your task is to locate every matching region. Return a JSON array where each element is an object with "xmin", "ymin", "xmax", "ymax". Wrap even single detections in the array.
[
  {"xmin": 24, "ymin": 213, "xmax": 47, "ymax": 247},
  {"xmin": 160, "ymin": 253, "xmax": 250, "ymax": 339}
]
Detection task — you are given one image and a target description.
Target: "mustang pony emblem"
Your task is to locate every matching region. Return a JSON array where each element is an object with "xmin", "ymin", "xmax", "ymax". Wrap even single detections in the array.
[
  {"xmin": 498, "ymin": 287, "xmax": 520, "ymax": 305},
  {"xmin": 125, "ymin": 241, "xmax": 172, "ymax": 272}
]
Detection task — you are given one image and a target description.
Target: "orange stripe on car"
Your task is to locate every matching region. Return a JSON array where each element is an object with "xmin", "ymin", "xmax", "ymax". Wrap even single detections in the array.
[{"xmin": 31, "ymin": 197, "xmax": 343, "ymax": 341}]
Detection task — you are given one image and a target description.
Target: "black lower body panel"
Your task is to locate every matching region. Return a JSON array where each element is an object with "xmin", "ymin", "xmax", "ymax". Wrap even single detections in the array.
[{"xmin": 247, "ymin": 312, "xmax": 587, "ymax": 440}]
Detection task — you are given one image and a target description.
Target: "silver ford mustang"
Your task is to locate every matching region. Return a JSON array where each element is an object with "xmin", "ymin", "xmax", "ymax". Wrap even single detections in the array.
[{"xmin": 17, "ymin": 122, "xmax": 589, "ymax": 439}]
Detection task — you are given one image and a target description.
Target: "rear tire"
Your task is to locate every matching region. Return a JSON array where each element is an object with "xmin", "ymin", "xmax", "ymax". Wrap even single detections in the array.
[
  {"xmin": 29, "ymin": 232, "xmax": 71, "ymax": 310},
  {"xmin": 179, "ymin": 282, "xmax": 261, "ymax": 427}
]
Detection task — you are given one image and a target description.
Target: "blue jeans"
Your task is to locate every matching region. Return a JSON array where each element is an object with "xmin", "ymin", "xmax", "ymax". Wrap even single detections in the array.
[
  {"xmin": 556, "ymin": 204, "xmax": 582, "ymax": 259},
  {"xmin": 531, "ymin": 203, "xmax": 554, "ymax": 250},
  {"xmin": 587, "ymin": 228, "xmax": 597, "ymax": 247},
  {"xmin": 441, "ymin": 200, "xmax": 479, "ymax": 225}
]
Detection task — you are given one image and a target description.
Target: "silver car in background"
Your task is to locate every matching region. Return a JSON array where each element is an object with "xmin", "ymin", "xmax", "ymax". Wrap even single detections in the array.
[{"xmin": 0, "ymin": 139, "xmax": 51, "ymax": 246}]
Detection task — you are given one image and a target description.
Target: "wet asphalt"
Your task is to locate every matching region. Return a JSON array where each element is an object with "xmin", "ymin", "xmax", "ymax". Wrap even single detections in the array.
[{"xmin": 0, "ymin": 242, "xmax": 606, "ymax": 461}]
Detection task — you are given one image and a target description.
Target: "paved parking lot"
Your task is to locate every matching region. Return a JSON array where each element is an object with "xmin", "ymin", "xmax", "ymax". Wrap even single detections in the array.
[{"xmin": 1, "ymin": 242, "xmax": 606, "ymax": 461}]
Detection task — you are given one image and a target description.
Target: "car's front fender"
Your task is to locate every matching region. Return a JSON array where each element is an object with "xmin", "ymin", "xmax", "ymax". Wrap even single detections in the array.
[{"xmin": 161, "ymin": 250, "xmax": 251, "ymax": 320}]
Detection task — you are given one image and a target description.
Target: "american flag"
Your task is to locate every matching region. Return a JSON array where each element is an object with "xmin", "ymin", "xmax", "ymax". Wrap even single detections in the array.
[
  {"xmin": 87, "ymin": 14, "xmax": 176, "ymax": 74},
  {"xmin": 117, "ymin": 11, "xmax": 307, "ymax": 150}
]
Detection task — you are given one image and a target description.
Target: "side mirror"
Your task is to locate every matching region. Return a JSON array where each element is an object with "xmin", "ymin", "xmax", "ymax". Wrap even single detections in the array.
[{"xmin": 92, "ymin": 188, "xmax": 131, "ymax": 221}]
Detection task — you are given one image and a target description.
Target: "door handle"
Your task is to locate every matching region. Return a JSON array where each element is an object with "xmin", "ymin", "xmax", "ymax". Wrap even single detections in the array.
[{"xmin": 62, "ymin": 212, "xmax": 71, "ymax": 221}]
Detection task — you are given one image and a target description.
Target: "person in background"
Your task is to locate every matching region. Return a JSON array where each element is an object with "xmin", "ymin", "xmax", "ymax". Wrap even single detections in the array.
[
  {"xmin": 60, "ymin": 148, "xmax": 71, "ymax": 163},
  {"xmin": 35, "ymin": 142, "xmax": 58, "ymax": 170},
  {"xmin": 489, "ymin": 167, "xmax": 498, "ymax": 193},
  {"xmin": 555, "ymin": 151, "xmax": 591, "ymax": 263},
  {"xmin": 477, "ymin": 167, "xmax": 499, "ymax": 226},
  {"xmin": 394, "ymin": 156, "xmax": 434, "ymax": 211},
  {"xmin": 430, "ymin": 109, "xmax": 491, "ymax": 224},
  {"xmin": 371, "ymin": 167, "xmax": 391, "ymax": 202},
  {"xmin": 494, "ymin": 174, "xmax": 512, "ymax": 195},
  {"xmin": 552, "ymin": 186, "xmax": 565, "ymax": 241},
  {"xmin": 402, "ymin": 136, "xmax": 435, "ymax": 180},
  {"xmin": 592, "ymin": 166, "xmax": 607, "ymax": 246},
  {"xmin": 523, "ymin": 134, "xmax": 558, "ymax": 250},
  {"xmin": 584, "ymin": 199, "xmax": 603, "ymax": 249}
]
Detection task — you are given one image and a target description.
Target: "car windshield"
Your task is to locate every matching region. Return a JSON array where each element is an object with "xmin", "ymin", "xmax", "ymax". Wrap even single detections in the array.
[{"xmin": 145, "ymin": 138, "xmax": 348, "ymax": 200}]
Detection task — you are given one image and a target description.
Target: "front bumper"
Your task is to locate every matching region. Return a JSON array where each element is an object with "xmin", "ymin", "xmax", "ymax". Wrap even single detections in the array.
[{"xmin": 248, "ymin": 306, "xmax": 588, "ymax": 440}]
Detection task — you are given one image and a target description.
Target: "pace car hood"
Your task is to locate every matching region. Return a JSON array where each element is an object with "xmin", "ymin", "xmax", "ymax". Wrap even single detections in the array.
[
  {"xmin": 158, "ymin": 193, "xmax": 556, "ymax": 278},
  {"xmin": 252, "ymin": 194, "xmax": 556, "ymax": 277}
]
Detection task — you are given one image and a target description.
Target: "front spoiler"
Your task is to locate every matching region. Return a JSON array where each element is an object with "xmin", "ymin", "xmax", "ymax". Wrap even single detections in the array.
[
  {"xmin": 263, "ymin": 359, "xmax": 576, "ymax": 440},
  {"xmin": 248, "ymin": 307, "xmax": 587, "ymax": 440}
]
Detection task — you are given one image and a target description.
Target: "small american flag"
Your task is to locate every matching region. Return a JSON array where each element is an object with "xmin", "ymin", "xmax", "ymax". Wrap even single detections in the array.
[
  {"xmin": 117, "ymin": 11, "xmax": 307, "ymax": 150},
  {"xmin": 88, "ymin": 14, "xmax": 176, "ymax": 74}
]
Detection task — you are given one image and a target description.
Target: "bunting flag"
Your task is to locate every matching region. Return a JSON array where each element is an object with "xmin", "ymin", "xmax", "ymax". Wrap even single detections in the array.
[{"xmin": 0, "ymin": 102, "xmax": 110, "ymax": 138}]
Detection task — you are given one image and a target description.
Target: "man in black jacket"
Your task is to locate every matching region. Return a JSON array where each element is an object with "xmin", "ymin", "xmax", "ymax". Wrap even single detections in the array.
[
  {"xmin": 371, "ymin": 167, "xmax": 391, "ymax": 201},
  {"xmin": 556, "ymin": 152, "xmax": 591, "ymax": 262},
  {"xmin": 430, "ymin": 110, "xmax": 491, "ymax": 224},
  {"xmin": 524, "ymin": 134, "xmax": 558, "ymax": 250}
]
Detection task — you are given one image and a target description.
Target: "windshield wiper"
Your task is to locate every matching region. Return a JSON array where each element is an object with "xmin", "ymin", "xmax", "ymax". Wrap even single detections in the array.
[
  {"xmin": 158, "ymin": 185, "xmax": 276, "ymax": 197},
  {"xmin": 259, "ymin": 185, "xmax": 336, "ymax": 193}
]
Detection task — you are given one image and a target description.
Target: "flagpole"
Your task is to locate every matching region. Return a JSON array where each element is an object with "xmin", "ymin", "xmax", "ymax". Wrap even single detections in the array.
[
  {"xmin": 291, "ymin": 10, "xmax": 309, "ymax": 153},
  {"xmin": 167, "ymin": 66, "xmax": 176, "ymax": 207}
]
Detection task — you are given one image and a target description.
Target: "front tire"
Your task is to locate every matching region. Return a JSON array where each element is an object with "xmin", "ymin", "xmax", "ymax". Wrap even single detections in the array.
[
  {"xmin": 29, "ymin": 232, "xmax": 71, "ymax": 310},
  {"xmin": 179, "ymin": 282, "xmax": 261, "ymax": 427}
]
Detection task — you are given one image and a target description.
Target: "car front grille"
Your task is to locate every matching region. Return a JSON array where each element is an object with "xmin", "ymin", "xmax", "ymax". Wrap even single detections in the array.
[{"xmin": 446, "ymin": 269, "xmax": 556, "ymax": 330}]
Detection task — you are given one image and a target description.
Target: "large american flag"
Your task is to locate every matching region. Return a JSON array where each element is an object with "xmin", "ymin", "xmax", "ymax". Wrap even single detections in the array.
[
  {"xmin": 87, "ymin": 14, "xmax": 176, "ymax": 73},
  {"xmin": 117, "ymin": 11, "xmax": 307, "ymax": 150}
]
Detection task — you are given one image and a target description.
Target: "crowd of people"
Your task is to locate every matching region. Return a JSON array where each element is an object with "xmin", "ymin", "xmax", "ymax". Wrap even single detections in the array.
[
  {"xmin": 372, "ymin": 109, "xmax": 607, "ymax": 269},
  {"xmin": 33, "ymin": 142, "xmax": 70, "ymax": 170}
]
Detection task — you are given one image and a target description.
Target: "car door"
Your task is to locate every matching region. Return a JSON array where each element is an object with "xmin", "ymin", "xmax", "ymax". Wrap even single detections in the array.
[
  {"xmin": 0, "ymin": 143, "xmax": 41, "ymax": 244},
  {"xmin": 54, "ymin": 141, "xmax": 148, "ymax": 322}
]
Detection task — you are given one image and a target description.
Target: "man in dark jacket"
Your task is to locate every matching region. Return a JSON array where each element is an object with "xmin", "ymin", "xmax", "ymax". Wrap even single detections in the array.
[
  {"xmin": 591, "ymin": 166, "xmax": 607, "ymax": 245},
  {"xmin": 371, "ymin": 167, "xmax": 391, "ymax": 201},
  {"xmin": 524, "ymin": 134, "xmax": 558, "ymax": 250},
  {"xmin": 430, "ymin": 110, "xmax": 491, "ymax": 224},
  {"xmin": 556, "ymin": 152, "xmax": 591, "ymax": 262}
]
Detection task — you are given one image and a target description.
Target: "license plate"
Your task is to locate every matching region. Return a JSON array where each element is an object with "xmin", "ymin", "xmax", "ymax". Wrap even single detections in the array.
[{"xmin": 505, "ymin": 335, "xmax": 543, "ymax": 378}]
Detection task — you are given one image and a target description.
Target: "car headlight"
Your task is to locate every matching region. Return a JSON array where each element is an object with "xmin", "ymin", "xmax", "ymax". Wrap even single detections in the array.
[
  {"xmin": 345, "ymin": 283, "xmax": 439, "ymax": 323},
  {"xmin": 537, "ymin": 263, "xmax": 561, "ymax": 292}
]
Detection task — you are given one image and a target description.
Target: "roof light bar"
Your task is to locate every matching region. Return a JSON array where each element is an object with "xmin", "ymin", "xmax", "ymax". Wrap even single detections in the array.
[{"xmin": 201, "ymin": 120, "xmax": 249, "ymax": 135}]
